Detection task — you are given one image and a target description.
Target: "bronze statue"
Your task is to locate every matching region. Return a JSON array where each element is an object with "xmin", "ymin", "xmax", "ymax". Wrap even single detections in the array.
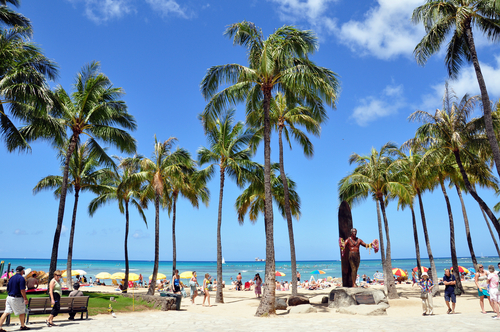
[{"xmin": 345, "ymin": 228, "xmax": 367, "ymax": 287}]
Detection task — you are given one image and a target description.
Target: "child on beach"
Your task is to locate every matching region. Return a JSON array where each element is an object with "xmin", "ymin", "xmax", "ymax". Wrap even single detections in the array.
[
  {"xmin": 254, "ymin": 274, "xmax": 262, "ymax": 298},
  {"xmin": 203, "ymin": 273, "xmax": 211, "ymax": 307}
]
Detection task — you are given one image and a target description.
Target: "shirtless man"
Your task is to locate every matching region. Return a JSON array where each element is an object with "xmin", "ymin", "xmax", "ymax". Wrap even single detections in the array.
[
  {"xmin": 236, "ymin": 273, "xmax": 242, "ymax": 291},
  {"xmin": 345, "ymin": 228, "xmax": 367, "ymax": 287}
]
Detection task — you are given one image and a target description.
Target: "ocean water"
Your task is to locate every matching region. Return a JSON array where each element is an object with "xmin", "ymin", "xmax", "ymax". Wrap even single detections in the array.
[{"xmin": 1, "ymin": 256, "xmax": 499, "ymax": 284}]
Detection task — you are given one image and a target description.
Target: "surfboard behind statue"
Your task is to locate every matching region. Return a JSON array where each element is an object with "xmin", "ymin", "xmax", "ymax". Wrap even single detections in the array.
[{"xmin": 338, "ymin": 201, "xmax": 353, "ymax": 287}]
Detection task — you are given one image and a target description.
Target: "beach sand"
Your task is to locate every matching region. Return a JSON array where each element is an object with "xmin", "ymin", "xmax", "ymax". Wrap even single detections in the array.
[{"xmin": 4, "ymin": 280, "xmax": 499, "ymax": 331}]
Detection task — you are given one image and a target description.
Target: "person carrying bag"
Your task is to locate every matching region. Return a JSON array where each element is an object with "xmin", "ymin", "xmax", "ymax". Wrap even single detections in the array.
[{"xmin": 419, "ymin": 272, "xmax": 434, "ymax": 316}]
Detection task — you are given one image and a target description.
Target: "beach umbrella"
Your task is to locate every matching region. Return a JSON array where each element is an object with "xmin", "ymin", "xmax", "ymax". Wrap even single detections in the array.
[
  {"xmin": 275, "ymin": 271, "xmax": 286, "ymax": 277},
  {"xmin": 392, "ymin": 268, "xmax": 407, "ymax": 277},
  {"xmin": 179, "ymin": 271, "xmax": 194, "ymax": 279},
  {"xmin": 75, "ymin": 269, "xmax": 87, "ymax": 275},
  {"xmin": 412, "ymin": 266, "xmax": 428, "ymax": 273},
  {"xmin": 149, "ymin": 273, "xmax": 167, "ymax": 280},
  {"xmin": 450, "ymin": 266, "xmax": 469, "ymax": 274},
  {"xmin": 1, "ymin": 271, "xmax": 14, "ymax": 278},
  {"xmin": 310, "ymin": 270, "xmax": 326, "ymax": 274},
  {"xmin": 111, "ymin": 272, "xmax": 126, "ymax": 280},
  {"xmin": 128, "ymin": 273, "xmax": 140, "ymax": 282},
  {"xmin": 62, "ymin": 270, "xmax": 81, "ymax": 277},
  {"xmin": 95, "ymin": 272, "xmax": 112, "ymax": 279}
]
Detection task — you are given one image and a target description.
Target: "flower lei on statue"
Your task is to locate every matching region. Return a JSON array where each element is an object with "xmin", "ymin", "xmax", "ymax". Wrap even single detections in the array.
[
  {"xmin": 366, "ymin": 239, "xmax": 379, "ymax": 254},
  {"xmin": 339, "ymin": 238, "xmax": 346, "ymax": 257}
]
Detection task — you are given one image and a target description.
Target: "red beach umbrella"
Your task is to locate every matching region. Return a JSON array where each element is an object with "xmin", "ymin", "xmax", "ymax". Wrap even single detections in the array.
[
  {"xmin": 392, "ymin": 268, "xmax": 407, "ymax": 277},
  {"xmin": 450, "ymin": 266, "xmax": 469, "ymax": 274},
  {"xmin": 412, "ymin": 266, "xmax": 429, "ymax": 273},
  {"xmin": 275, "ymin": 271, "xmax": 286, "ymax": 277}
]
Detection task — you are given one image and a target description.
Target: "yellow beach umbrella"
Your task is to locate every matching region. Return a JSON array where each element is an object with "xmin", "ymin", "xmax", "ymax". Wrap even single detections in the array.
[
  {"xmin": 111, "ymin": 272, "xmax": 126, "ymax": 280},
  {"xmin": 62, "ymin": 270, "xmax": 80, "ymax": 277},
  {"xmin": 95, "ymin": 272, "xmax": 112, "ymax": 279},
  {"xmin": 179, "ymin": 271, "xmax": 194, "ymax": 279},
  {"xmin": 128, "ymin": 273, "xmax": 140, "ymax": 282},
  {"xmin": 392, "ymin": 268, "xmax": 407, "ymax": 277},
  {"xmin": 149, "ymin": 273, "xmax": 167, "ymax": 280}
]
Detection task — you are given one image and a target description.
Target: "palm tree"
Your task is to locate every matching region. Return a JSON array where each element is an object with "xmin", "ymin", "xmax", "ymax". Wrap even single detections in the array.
[
  {"xmin": 412, "ymin": 0, "xmax": 500, "ymax": 180},
  {"xmin": 33, "ymin": 141, "xmax": 108, "ymax": 289},
  {"xmin": 21, "ymin": 61, "xmax": 137, "ymax": 282},
  {"xmin": 198, "ymin": 109, "xmax": 259, "ymax": 304},
  {"xmin": 0, "ymin": 27, "xmax": 58, "ymax": 153},
  {"xmin": 134, "ymin": 136, "xmax": 191, "ymax": 295},
  {"xmin": 0, "ymin": 1, "xmax": 31, "ymax": 29},
  {"xmin": 246, "ymin": 92, "xmax": 323, "ymax": 296},
  {"xmin": 167, "ymin": 158, "xmax": 210, "ymax": 276},
  {"xmin": 338, "ymin": 142, "xmax": 408, "ymax": 299},
  {"xmin": 200, "ymin": 21, "xmax": 339, "ymax": 315},
  {"xmin": 236, "ymin": 163, "xmax": 301, "ymax": 225},
  {"xmin": 88, "ymin": 155, "xmax": 147, "ymax": 293},
  {"xmin": 409, "ymin": 85, "xmax": 500, "ymax": 240}
]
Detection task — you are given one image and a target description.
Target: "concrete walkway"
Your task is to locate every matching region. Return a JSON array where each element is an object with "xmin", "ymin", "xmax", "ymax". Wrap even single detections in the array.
[{"xmin": 3, "ymin": 310, "xmax": 499, "ymax": 332}]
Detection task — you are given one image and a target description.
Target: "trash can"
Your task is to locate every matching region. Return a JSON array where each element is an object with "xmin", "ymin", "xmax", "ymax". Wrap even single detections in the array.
[{"xmin": 160, "ymin": 292, "xmax": 182, "ymax": 310}]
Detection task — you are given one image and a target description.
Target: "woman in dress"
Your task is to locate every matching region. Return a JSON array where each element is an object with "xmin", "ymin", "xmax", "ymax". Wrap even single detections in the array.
[
  {"xmin": 487, "ymin": 265, "xmax": 500, "ymax": 319},
  {"xmin": 475, "ymin": 264, "xmax": 492, "ymax": 313},
  {"xmin": 47, "ymin": 270, "xmax": 63, "ymax": 326},
  {"xmin": 254, "ymin": 273, "xmax": 262, "ymax": 298},
  {"xmin": 190, "ymin": 271, "xmax": 199, "ymax": 304},
  {"xmin": 202, "ymin": 273, "xmax": 211, "ymax": 307}
]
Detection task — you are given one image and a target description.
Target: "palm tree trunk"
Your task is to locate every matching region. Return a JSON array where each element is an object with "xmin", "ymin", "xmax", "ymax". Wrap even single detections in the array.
[
  {"xmin": 480, "ymin": 207, "xmax": 500, "ymax": 257},
  {"xmin": 378, "ymin": 196, "xmax": 398, "ymax": 299},
  {"xmin": 417, "ymin": 190, "xmax": 439, "ymax": 296},
  {"xmin": 376, "ymin": 200, "xmax": 386, "ymax": 266},
  {"xmin": 49, "ymin": 135, "xmax": 78, "ymax": 284},
  {"xmin": 256, "ymin": 86, "xmax": 276, "ymax": 316},
  {"xmin": 124, "ymin": 201, "xmax": 130, "ymax": 293},
  {"xmin": 439, "ymin": 179, "xmax": 463, "ymax": 292},
  {"xmin": 465, "ymin": 26, "xmax": 500, "ymax": 180},
  {"xmin": 410, "ymin": 205, "xmax": 422, "ymax": 279},
  {"xmin": 454, "ymin": 184, "xmax": 477, "ymax": 268},
  {"xmin": 278, "ymin": 126, "xmax": 297, "ymax": 297},
  {"xmin": 148, "ymin": 194, "xmax": 160, "ymax": 295},
  {"xmin": 452, "ymin": 150, "xmax": 500, "ymax": 237},
  {"xmin": 172, "ymin": 195, "xmax": 177, "ymax": 277},
  {"xmin": 66, "ymin": 188, "xmax": 80, "ymax": 291},
  {"xmin": 216, "ymin": 167, "xmax": 224, "ymax": 304}
]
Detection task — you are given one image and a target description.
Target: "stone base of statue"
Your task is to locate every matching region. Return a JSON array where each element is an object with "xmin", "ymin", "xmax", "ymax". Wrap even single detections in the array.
[{"xmin": 328, "ymin": 287, "xmax": 389, "ymax": 316}]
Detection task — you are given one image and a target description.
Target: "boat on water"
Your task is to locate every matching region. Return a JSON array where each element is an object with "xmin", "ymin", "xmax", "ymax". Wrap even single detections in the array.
[
  {"xmin": 255, "ymin": 257, "xmax": 265, "ymax": 262},
  {"xmin": 222, "ymin": 257, "xmax": 225, "ymax": 264}
]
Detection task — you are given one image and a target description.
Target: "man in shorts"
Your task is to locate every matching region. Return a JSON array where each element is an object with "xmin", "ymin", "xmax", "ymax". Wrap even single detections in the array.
[
  {"xmin": 443, "ymin": 269, "xmax": 456, "ymax": 314},
  {"xmin": 0, "ymin": 266, "xmax": 30, "ymax": 331}
]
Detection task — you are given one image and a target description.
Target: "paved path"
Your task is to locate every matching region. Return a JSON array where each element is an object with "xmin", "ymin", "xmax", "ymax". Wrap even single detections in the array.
[{"xmin": 3, "ymin": 310, "xmax": 499, "ymax": 332}]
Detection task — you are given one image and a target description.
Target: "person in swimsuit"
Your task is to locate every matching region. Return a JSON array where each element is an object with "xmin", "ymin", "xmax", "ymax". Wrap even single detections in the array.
[
  {"xmin": 345, "ymin": 228, "xmax": 367, "ymax": 287},
  {"xmin": 475, "ymin": 264, "xmax": 493, "ymax": 314},
  {"xmin": 202, "ymin": 273, "xmax": 211, "ymax": 307},
  {"xmin": 172, "ymin": 270, "xmax": 181, "ymax": 294},
  {"xmin": 190, "ymin": 271, "xmax": 199, "ymax": 305}
]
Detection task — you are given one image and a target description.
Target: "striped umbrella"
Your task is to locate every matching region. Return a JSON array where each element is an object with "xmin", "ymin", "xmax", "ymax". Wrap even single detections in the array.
[
  {"xmin": 412, "ymin": 266, "xmax": 429, "ymax": 273},
  {"xmin": 310, "ymin": 270, "xmax": 326, "ymax": 274},
  {"xmin": 392, "ymin": 268, "xmax": 407, "ymax": 277},
  {"xmin": 275, "ymin": 271, "xmax": 286, "ymax": 277},
  {"xmin": 451, "ymin": 266, "xmax": 469, "ymax": 274}
]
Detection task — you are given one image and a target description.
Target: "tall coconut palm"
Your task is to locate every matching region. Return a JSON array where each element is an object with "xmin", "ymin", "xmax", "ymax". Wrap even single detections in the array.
[
  {"xmin": 33, "ymin": 141, "xmax": 108, "ymax": 290},
  {"xmin": 20, "ymin": 61, "xmax": 137, "ymax": 283},
  {"xmin": 88, "ymin": 155, "xmax": 147, "ymax": 293},
  {"xmin": 408, "ymin": 84, "xmax": 500, "ymax": 239},
  {"xmin": 339, "ymin": 142, "xmax": 408, "ymax": 299},
  {"xmin": 246, "ymin": 92, "xmax": 323, "ymax": 296},
  {"xmin": 0, "ymin": 1, "xmax": 31, "ymax": 30},
  {"xmin": 236, "ymin": 163, "xmax": 301, "ymax": 225},
  {"xmin": 412, "ymin": 0, "xmax": 500, "ymax": 180},
  {"xmin": 133, "ymin": 137, "xmax": 191, "ymax": 295},
  {"xmin": 200, "ymin": 22, "xmax": 339, "ymax": 315},
  {"xmin": 167, "ymin": 161, "xmax": 210, "ymax": 276},
  {"xmin": 0, "ymin": 27, "xmax": 58, "ymax": 153},
  {"xmin": 198, "ymin": 109, "xmax": 259, "ymax": 304}
]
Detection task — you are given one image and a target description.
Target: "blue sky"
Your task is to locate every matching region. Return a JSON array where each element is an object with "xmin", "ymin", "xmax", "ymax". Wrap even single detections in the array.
[{"xmin": 2, "ymin": 0, "xmax": 500, "ymax": 263}]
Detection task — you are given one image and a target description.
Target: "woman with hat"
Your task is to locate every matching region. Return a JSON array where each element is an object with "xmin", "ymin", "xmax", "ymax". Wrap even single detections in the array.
[{"xmin": 418, "ymin": 272, "xmax": 434, "ymax": 316}]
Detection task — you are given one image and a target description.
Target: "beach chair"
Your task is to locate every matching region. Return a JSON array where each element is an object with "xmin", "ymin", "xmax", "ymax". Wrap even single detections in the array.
[{"xmin": 112, "ymin": 279, "xmax": 119, "ymax": 286}]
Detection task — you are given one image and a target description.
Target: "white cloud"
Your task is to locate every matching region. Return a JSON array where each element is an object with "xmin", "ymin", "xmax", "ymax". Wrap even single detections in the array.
[
  {"xmin": 67, "ymin": 0, "xmax": 133, "ymax": 23},
  {"xmin": 61, "ymin": 225, "xmax": 69, "ymax": 236},
  {"xmin": 351, "ymin": 84, "xmax": 405, "ymax": 126},
  {"xmin": 268, "ymin": 0, "xmax": 339, "ymax": 34},
  {"xmin": 422, "ymin": 55, "xmax": 500, "ymax": 111},
  {"xmin": 14, "ymin": 229, "xmax": 27, "ymax": 235},
  {"xmin": 338, "ymin": 0, "xmax": 424, "ymax": 59},
  {"xmin": 145, "ymin": 0, "xmax": 188, "ymax": 18},
  {"xmin": 132, "ymin": 230, "xmax": 149, "ymax": 239}
]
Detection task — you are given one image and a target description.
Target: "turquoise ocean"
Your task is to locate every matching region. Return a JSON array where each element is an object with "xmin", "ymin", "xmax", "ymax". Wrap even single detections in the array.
[{"xmin": 2, "ymin": 256, "xmax": 499, "ymax": 284}]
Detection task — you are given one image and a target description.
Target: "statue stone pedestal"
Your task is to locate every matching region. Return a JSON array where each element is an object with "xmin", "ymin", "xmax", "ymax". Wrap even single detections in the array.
[{"xmin": 328, "ymin": 287, "xmax": 389, "ymax": 316}]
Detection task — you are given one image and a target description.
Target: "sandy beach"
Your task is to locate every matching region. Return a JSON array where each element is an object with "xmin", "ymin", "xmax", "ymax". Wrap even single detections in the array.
[{"xmin": 3, "ymin": 280, "xmax": 499, "ymax": 331}]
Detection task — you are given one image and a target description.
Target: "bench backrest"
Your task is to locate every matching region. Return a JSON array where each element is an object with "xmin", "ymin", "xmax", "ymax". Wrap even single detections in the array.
[
  {"xmin": 72, "ymin": 296, "xmax": 89, "ymax": 309},
  {"xmin": 0, "ymin": 299, "xmax": 6, "ymax": 311},
  {"xmin": 28, "ymin": 297, "xmax": 51, "ymax": 311}
]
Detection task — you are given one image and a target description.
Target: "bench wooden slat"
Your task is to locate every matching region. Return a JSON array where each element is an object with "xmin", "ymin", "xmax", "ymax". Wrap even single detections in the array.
[
  {"xmin": 0, "ymin": 299, "xmax": 11, "ymax": 325},
  {"xmin": 26, "ymin": 296, "xmax": 89, "ymax": 323}
]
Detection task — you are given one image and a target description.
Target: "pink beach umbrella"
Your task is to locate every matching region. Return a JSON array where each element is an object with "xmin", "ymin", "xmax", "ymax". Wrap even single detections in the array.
[{"xmin": 1, "ymin": 271, "xmax": 14, "ymax": 278}]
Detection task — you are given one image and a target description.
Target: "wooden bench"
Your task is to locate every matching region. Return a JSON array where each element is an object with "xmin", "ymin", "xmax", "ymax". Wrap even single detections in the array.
[
  {"xmin": 26, "ymin": 296, "xmax": 89, "ymax": 324},
  {"xmin": 0, "ymin": 299, "xmax": 11, "ymax": 325}
]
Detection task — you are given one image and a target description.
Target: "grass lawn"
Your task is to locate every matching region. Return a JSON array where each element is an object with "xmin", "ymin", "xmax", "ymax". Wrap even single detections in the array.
[{"xmin": 0, "ymin": 291, "xmax": 156, "ymax": 317}]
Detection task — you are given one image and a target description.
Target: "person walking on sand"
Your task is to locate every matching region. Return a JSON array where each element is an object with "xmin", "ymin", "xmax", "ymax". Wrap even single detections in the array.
[
  {"xmin": 190, "ymin": 271, "xmax": 199, "ymax": 305},
  {"xmin": 419, "ymin": 272, "xmax": 434, "ymax": 316},
  {"xmin": 202, "ymin": 273, "xmax": 211, "ymax": 307},
  {"xmin": 254, "ymin": 273, "xmax": 262, "ymax": 298},
  {"xmin": 475, "ymin": 264, "xmax": 493, "ymax": 314},
  {"xmin": 412, "ymin": 270, "xmax": 417, "ymax": 287},
  {"xmin": 47, "ymin": 270, "xmax": 63, "ymax": 327},
  {"xmin": 487, "ymin": 265, "xmax": 500, "ymax": 319},
  {"xmin": 443, "ymin": 269, "xmax": 456, "ymax": 314},
  {"xmin": 138, "ymin": 274, "xmax": 143, "ymax": 287},
  {"xmin": 0, "ymin": 266, "xmax": 30, "ymax": 331}
]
